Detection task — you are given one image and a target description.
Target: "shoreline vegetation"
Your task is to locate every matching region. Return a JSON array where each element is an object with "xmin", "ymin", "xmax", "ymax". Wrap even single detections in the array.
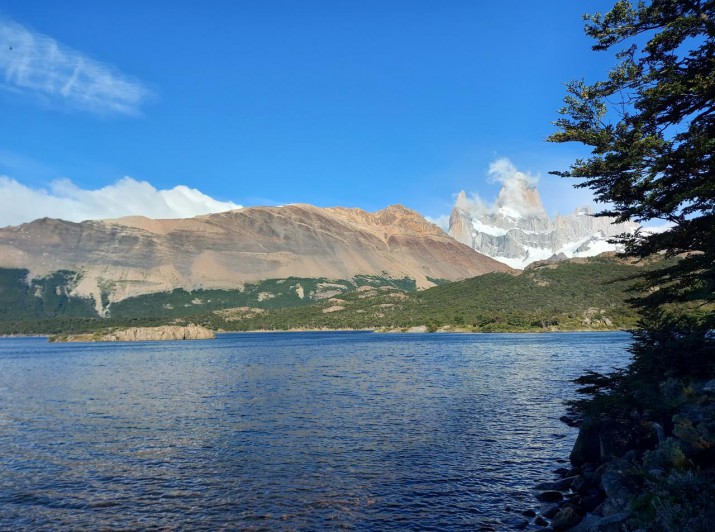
[
  {"xmin": 1, "ymin": 327, "xmax": 632, "ymax": 341},
  {"xmin": 0, "ymin": 255, "xmax": 662, "ymax": 337},
  {"xmin": 533, "ymin": 1, "xmax": 715, "ymax": 529}
]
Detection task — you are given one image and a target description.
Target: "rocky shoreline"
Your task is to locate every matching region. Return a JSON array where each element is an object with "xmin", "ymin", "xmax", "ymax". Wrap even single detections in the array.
[
  {"xmin": 2, "ymin": 327, "xmax": 630, "ymax": 339},
  {"xmin": 233, "ymin": 327, "xmax": 627, "ymax": 334},
  {"xmin": 527, "ymin": 459, "xmax": 638, "ymax": 531},
  {"xmin": 503, "ymin": 378, "xmax": 715, "ymax": 531},
  {"xmin": 50, "ymin": 324, "xmax": 215, "ymax": 342}
]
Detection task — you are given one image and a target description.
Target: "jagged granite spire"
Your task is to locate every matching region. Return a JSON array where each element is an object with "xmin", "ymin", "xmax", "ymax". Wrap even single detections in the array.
[{"xmin": 448, "ymin": 181, "xmax": 638, "ymax": 269}]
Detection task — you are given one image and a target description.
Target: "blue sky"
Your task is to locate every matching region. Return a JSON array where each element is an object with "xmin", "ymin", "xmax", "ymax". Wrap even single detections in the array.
[{"xmin": 0, "ymin": 0, "xmax": 617, "ymax": 226}]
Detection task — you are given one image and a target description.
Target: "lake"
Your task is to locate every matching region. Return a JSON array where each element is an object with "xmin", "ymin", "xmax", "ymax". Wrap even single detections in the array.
[{"xmin": 0, "ymin": 332, "xmax": 631, "ymax": 530}]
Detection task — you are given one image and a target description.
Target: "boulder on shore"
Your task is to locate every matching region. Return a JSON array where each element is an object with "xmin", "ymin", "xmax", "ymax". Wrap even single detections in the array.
[
  {"xmin": 551, "ymin": 506, "xmax": 582, "ymax": 530},
  {"xmin": 570, "ymin": 417, "xmax": 602, "ymax": 465}
]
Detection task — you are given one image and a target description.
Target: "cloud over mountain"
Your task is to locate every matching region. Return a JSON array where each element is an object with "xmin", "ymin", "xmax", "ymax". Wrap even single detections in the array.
[
  {"xmin": 454, "ymin": 158, "xmax": 544, "ymax": 218},
  {"xmin": 0, "ymin": 176, "xmax": 241, "ymax": 227}
]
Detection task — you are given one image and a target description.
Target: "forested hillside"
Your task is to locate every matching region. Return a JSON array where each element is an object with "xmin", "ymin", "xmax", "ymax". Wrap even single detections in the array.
[{"xmin": 196, "ymin": 255, "xmax": 654, "ymax": 332}]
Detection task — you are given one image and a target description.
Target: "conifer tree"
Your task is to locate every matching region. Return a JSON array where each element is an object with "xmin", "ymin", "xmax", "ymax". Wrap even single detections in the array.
[{"xmin": 549, "ymin": 0, "xmax": 714, "ymax": 308}]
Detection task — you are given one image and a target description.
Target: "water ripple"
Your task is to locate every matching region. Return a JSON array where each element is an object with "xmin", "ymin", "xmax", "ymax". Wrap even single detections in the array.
[{"xmin": 0, "ymin": 332, "xmax": 630, "ymax": 530}]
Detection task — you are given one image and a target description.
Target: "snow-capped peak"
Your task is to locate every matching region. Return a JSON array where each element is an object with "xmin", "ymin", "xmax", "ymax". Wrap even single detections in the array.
[{"xmin": 448, "ymin": 181, "xmax": 639, "ymax": 269}]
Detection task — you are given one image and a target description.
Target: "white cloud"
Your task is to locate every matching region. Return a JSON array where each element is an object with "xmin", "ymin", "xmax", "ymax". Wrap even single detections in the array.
[
  {"xmin": 0, "ymin": 176, "xmax": 241, "ymax": 227},
  {"xmin": 429, "ymin": 157, "xmax": 608, "ymax": 234},
  {"xmin": 487, "ymin": 157, "xmax": 538, "ymax": 188},
  {"xmin": 0, "ymin": 18, "xmax": 152, "ymax": 115},
  {"xmin": 453, "ymin": 158, "xmax": 546, "ymax": 219},
  {"xmin": 425, "ymin": 214, "xmax": 450, "ymax": 231}
]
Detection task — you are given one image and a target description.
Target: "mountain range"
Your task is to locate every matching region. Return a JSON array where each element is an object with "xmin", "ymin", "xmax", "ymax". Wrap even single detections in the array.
[
  {"xmin": 448, "ymin": 178, "xmax": 639, "ymax": 269},
  {"xmin": 0, "ymin": 203, "xmax": 510, "ymax": 315}
]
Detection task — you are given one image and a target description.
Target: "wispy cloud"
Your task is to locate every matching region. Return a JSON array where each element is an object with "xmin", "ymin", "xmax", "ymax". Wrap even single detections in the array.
[
  {"xmin": 454, "ymin": 158, "xmax": 545, "ymax": 218},
  {"xmin": 428, "ymin": 157, "xmax": 603, "ymax": 231},
  {"xmin": 0, "ymin": 176, "xmax": 241, "ymax": 227},
  {"xmin": 0, "ymin": 18, "xmax": 152, "ymax": 115}
]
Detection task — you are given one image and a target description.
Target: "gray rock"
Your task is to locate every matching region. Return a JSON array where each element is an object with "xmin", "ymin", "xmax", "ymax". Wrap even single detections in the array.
[
  {"xmin": 535, "ymin": 516, "xmax": 549, "ymax": 527},
  {"xmin": 448, "ymin": 188, "xmax": 638, "ymax": 268},
  {"xmin": 539, "ymin": 475, "xmax": 579, "ymax": 491},
  {"xmin": 601, "ymin": 497, "xmax": 628, "ymax": 517},
  {"xmin": 701, "ymin": 378, "xmax": 715, "ymax": 394},
  {"xmin": 565, "ymin": 513, "xmax": 602, "ymax": 532},
  {"xmin": 592, "ymin": 463, "xmax": 609, "ymax": 485},
  {"xmin": 538, "ymin": 491, "xmax": 564, "ymax": 503},
  {"xmin": 592, "ymin": 511, "xmax": 630, "ymax": 531},
  {"xmin": 580, "ymin": 494, "xmax": 602, "ymax": 513},
  {"xmin": 571, "ymin": 476, "xmax": 586, "ymax": 493},
  {"xmin": 553, "ymin": 476, "xmax": 580, "ymax": 491},
  {"xmin": 551, "ymin": 507, "xmax": 582, "ymax": 530},
  {"xmin": 601, "ymin": 467, "xmax": 633, "ymax": 500},
  {"xmin": 570, "ymin": 420, "xmax": 601, "ymax": 466},
  {"xmin": 541, "ymin": 504, "xmax": 560, "ymax": 518}
]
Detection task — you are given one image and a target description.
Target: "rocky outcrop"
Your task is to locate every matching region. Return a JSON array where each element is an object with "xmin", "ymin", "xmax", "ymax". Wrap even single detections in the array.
[
  {"xmin": 0, "ymin": 204, "xmax": 512, "ymax": 313},
  {"xmin": 520, "ymin": 378, "xmax": 715, "ymax": 531},
  {"xmin": 448, "ymin": 183, "xmax": 639, "ymax": 269},
  {"xmin": 52, "ymin": 324, "xmax": 215, "ymax": 342}
]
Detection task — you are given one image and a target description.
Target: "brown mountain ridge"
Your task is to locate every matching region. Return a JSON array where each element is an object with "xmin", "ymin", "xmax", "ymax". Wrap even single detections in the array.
[{"xmin": 0, "ymin": 204, "xmax": 511, "ymax": 313}]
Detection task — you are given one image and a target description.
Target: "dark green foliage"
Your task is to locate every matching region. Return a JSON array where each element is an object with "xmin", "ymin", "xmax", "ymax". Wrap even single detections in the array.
[
  {"xmin": 0, "ymin": 257, "xmax": 680, "ymax": 336},
  {"xmin": 0, "ymin": 269, "xmax": 33, "ymax": 319},
  {"xmin": 551, "ymin": 0, "xmax": 715, "ymax": 410},
  {"xmin": 0, "ymin": 268, "xmax": 96, "ymax": 320},
  {"xmin": 0, "ymin": 316, "xmax": 171, "ymax": 336},
  {"xmin": 110, "ymin": 279, "xmax": 324, "ymax": 318},
  {"xmin": 205, "ymin": 255, "xmax": 649, "ymax": 332},
  {"xmin": 548, "ymin": 0, "xmax": 714, "ymax": 306},
  {"xmin": 352, "ymin": 275, "xmax": 417, "ymax": 291},
  {"xmin": 551, "ymin": 2, "xmax": 715, "ymax": 528},
  {"xmin": 425, "ymin": 277, "xmax": 451, "ymax": 287},
  {"xmin": 106, "ymin": 277, "xmax": 413, "ymax": 318},
  {"xmin": 629, "ymin": 309, "xmax": 715, "ymax": 381},
  {"xmin": 0, "ymin": 271, "xmax": 417, "ymax": 334}
]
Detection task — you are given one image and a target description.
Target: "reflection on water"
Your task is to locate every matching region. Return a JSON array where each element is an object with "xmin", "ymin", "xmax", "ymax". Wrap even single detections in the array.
[{"xmin": 0, "ymin": 332, "xmax": 630, "ymax": 530}]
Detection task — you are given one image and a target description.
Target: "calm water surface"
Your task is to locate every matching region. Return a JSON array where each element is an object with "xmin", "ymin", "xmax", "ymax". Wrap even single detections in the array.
[{"xmin": 0, "ymin": 332, "xmax": 631, "ymax": 530}]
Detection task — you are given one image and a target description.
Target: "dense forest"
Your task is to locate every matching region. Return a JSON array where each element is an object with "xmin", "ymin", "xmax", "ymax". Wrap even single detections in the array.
[{"xmin": 0, "ymin": 255, "xmax": 660, "ymax": 335}]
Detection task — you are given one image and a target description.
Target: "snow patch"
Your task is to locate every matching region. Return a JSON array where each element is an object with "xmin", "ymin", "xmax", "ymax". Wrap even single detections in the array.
[
  {"xmin": 497, "ymin": 206, "xmax": 523, "ymax": 220},
  {"xmin": 555, "ymin": 234, "xmax": 621, "ymax": 259},
  {"xmin": 471, "ymin": 218, "xmax": 509, "ymax": 237},
  {"xmin": 492, "ymin": 246, "xmax": 554, "ymax": 270}
]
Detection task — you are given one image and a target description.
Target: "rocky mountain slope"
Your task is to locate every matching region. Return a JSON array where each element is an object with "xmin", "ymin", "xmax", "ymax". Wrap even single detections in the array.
[
  {"xmin": 0, "ymin": 204, "xmax": 511, "ymax": 314},
  {"xmin": 448, "ymin": 180, "xmax": 639, "ymax": 269}
]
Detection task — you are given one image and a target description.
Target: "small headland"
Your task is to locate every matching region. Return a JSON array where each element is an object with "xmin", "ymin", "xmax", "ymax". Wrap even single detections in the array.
[{"xmin": 50, "ymin": 324, "xmax": 215, "ymax": 342}]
